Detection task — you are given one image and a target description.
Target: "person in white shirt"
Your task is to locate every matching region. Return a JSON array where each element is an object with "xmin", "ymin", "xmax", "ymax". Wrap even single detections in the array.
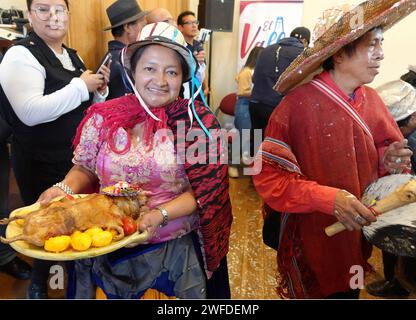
[{"xmin": 0, "ymin": 0, "xmax": 110, "ymax": 299}]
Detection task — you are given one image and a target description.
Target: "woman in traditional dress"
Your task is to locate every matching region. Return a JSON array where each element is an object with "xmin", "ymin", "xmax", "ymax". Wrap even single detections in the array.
[{"xmin": 39, "ymin": 22, "xmax": 232, "ymax": 299}]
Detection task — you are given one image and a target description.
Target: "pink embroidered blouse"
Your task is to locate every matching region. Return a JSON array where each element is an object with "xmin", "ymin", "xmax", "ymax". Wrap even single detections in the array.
[{"xmin": 73, "ymin": 114, "xmax": 199, "ymax": 244}]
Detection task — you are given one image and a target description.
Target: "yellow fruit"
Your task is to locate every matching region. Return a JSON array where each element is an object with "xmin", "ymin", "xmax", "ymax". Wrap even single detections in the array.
[
  {"xmin": 84, "ymin": 227, "xmax": 103, "ymax": 237},
  {"xmin": 44, "ymin": 236, "xmax": 71, "ymax": 253},
  {"xmin": 70, "ymin": 232, "xmax": 92, "ymax": 251},
  {"xmin": 71, "ymin": 231, "xmax": 82, "ymax": 238},
  {"xmin": 91, "ymin": 231, "xmax": 113, "ymax": 247}
]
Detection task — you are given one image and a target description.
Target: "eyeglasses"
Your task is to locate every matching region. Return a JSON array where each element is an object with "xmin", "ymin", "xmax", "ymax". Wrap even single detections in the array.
[
  {"xmin": 182, "ymin": 20, "xmax": 199, "ymax": 26},
  {"xmin": 31, "ymin": 5, "xmax": 68, "ymax": 21}
]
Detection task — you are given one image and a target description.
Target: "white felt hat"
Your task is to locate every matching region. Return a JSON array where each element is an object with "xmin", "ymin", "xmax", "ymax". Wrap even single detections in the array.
[{"xmin": 376, "ymin": 79, "xmax": 416, "ymax": 121}]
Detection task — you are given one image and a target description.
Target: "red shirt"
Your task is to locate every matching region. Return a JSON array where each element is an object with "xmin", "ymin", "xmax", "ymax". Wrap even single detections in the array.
[{"xmin": 253, "ymin": 71, "xmax": 403, "ymax": 298}]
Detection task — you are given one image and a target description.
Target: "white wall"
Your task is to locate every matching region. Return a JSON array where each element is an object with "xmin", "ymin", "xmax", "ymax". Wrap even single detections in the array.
[
  {"xmin": 207, "ymin": 1, "xmax": 240, "ymax": 109},
  {"xmin": 209, "ymin": 0, "xmax": 416, "ymax": 110},
  {"xmin": 1, "ymin": 0, "xmax": 26, "ymax": 10},
  {"xmin": 189, "ymin": 0, "xmax": 198, "ymax": 13}
]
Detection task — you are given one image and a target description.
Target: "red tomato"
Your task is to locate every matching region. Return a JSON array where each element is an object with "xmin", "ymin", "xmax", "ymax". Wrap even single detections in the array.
[
  {"xmin": 65, "ymin": 194, "xmax": 74, "ymax": 200},
  {"xmin": 122, "ymin": 217, "xmax": 137, "ymax": 235}
]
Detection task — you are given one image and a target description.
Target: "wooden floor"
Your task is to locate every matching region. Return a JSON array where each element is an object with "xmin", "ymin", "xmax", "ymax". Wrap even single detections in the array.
[
  {"xmin": 0, "ymin": 170, "xmax": 414, "ymax": 299},
  {"xmin": 227, "ymin": 176, "xmax": 277, "ymax": 299},
  {"xmin": 227, "ymin": 175, "xmax": 415, "ymax": 300}
]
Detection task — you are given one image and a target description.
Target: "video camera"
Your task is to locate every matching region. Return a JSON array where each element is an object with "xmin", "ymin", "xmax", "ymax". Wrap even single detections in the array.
[
  {"xmin": 0, "ymin": 8, "xmax": 24, "ymax": 25},
  {"xmin": 0, "ymin": 8, "xmax": 29, "ymax": 40}
]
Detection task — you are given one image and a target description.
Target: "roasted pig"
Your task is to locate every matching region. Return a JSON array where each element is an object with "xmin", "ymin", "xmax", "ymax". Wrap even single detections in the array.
[{"xmin": 0, "ymin": 193, "xmax": 148, "ymax": 246}]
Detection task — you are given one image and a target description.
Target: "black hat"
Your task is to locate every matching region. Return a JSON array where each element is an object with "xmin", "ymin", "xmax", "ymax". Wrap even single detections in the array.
[
  {"xmin": 290, "ymin": 26, "xmax": 311, "ymax": 44},
  {"xmin": 104, "ymin": 0, "xmax": 148, "ymax": 31}
]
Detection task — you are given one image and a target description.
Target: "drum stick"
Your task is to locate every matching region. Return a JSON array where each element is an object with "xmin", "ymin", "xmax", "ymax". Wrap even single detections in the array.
[{"xmin": 325, "ymin": 180, "xmax": 416, "ymax": 237}]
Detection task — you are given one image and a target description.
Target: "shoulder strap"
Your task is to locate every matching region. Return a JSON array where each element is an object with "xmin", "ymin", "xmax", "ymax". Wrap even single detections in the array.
[
  {"xmin": 275, "ymin": 45, "xmax": 282, "ymax": 74},
  {"xmin": 311, "ymin": 79, "xmax": 373, "ymax": 139}
]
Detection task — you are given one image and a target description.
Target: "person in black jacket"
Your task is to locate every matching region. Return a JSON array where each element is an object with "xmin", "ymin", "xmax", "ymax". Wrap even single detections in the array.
[
  {"xmin": 103, "ymin": 0, "xmax": 147, "ymax": 100},
  {"xmin": 0, "ymin": 0, "xmax": 109, "ymax": 299},
  {"xmin": 401, "ymin": 65, "xmax": 416, "ymax": 88},
  {"xmin": 365, "ymin": 79, "xmax": 416, "ymax": 298},
  {"xmin": 0, "ymin": 51, "xmax": 32, "ymax": 281},
  {"xmin": 290, "ymin": 26, "xmax": 310, "ymax": 48},
  {"xmin": 177, "ymin": 11, "xmax": 208, "ymax": 101},
  {"xmin": 249, "ymin": 28, "xmax": 309, "ymax": 154}
]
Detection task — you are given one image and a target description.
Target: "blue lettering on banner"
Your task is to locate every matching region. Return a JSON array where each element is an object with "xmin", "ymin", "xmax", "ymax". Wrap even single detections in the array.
[{"xmin": 241, "ymin": 16, "xmax": 286, "ymax": 60}]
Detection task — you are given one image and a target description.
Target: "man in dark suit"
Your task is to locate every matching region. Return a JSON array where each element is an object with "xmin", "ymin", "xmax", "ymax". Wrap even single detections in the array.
[
  {"xmin": 103, "ymin": 0, "xmax": 148, "ymax": 100},
  {"xmin": 249, "ymin": 27, "xmax": 310, "ymax": 155}
]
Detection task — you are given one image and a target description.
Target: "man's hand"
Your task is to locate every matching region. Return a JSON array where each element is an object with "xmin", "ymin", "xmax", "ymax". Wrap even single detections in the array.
[
  {"xmin": 383, "ymin": 139, "xmax": 412, "ymax": 174},
  {"xmin": 193, "ymin": 50, "xmax": 205, "ymax": 64},
  {"xmin": 333, "ymin": 190, "xmax": 377, "ymax": 231}
]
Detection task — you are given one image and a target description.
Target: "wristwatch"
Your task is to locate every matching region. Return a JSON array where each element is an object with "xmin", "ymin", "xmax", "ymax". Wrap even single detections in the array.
[{"xmin": 156, "ymin": 207, "xmax": 169, "ymax": 228}]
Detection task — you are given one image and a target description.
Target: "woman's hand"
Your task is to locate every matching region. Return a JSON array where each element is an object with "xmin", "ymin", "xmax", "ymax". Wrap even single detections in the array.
[
  {"xmin": 138, "ymin": 209, "xmax": 164, "ymax": 236},
  {"xmin": 333, "ymin": 189, "xmax": 377, "ymax": 231},
  {"xmin": 124, "ymin": 210, "xmax": 163, "ymax": 248},
  {"xmin": 383, "ymin": 139, "xmax": 412, "ymax": 174},
  {"xmin": 96, "ymin": 63, "xmax": 111, "ymax": 95},
  {"xmin": 37, "ymin": 186, "xmax": 66, "ymax": 206},
  {"xmin": 80, "ymin": 70, "xmax": 105, "ymax": 93}
]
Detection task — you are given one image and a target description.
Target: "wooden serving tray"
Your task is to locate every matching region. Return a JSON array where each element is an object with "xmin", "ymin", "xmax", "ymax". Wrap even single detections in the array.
[{"xmin": 5, "ymin": 195, "xmax": 149, "ymax": 261}]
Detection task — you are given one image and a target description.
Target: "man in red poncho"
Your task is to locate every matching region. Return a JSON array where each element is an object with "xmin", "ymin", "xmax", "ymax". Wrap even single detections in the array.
[{"xmin": 253, "ymin": 0, "xmax": 416, "ymax": 299}]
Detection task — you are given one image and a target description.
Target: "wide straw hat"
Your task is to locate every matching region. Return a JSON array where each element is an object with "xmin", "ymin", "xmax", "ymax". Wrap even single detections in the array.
[
  {"xmin": 122, "ymin": 22, "xmax": 197, "ymax": 82},
  {"xmin": 275, "ymin": 0, "xmax": 416, "ymax": 94},
  {"xmin": 376, "ymin": 79, "xmax": 416, "ymax": 121}
]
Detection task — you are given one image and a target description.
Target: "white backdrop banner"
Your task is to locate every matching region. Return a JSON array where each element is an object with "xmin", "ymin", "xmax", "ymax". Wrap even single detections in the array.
[{"xmin": 237, "ymin": 0, "xmax": 304, "ymax": 72}]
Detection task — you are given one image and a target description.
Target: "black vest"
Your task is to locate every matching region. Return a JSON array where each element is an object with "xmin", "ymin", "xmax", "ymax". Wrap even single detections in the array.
[{"xmin": 0, "ymin": 32, "xmax": 93, "ymax": 161}]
